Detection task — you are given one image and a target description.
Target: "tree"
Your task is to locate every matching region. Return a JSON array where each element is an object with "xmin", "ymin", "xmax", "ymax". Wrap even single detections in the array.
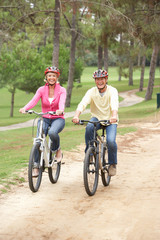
[
  {"xmin": 0, "ymin": 44, "xmax": 21, "ymax": 117},
  {"xmin": 139, "ymin": 45, "xmax": 146, "ymax": 91},
  {"xmin": 65, "ymin": 2, "xmax": 78, "ymax": 107},
  {"xmin": 52, "ymin": 0, "xmax": 60, "ymax": 67},
  {"xmin": 145, "ymin": 44, "xmax": 159, "ymax": 100},
  {"xmin": 62, "ymin": 1, "xmax": 86, "ymax": 107}
]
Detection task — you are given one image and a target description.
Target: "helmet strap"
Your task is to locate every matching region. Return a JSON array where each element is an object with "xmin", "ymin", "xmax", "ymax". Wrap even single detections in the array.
[{"xmin": 97, "ymin": 84, "xmax": 107, "ymax": 93}]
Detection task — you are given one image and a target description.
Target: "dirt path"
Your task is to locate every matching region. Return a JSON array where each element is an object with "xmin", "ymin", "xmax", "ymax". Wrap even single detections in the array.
[
  {"xmin": 0, "ymin": 120, "xmax": 160, "ymax": 240},
  {"xmin": 1, "ymin": 90, "xmax": 160, "ymax": 240},
  {"xmin": 119, "ymin": 89, "xmax": 144, "ymax": 107}
]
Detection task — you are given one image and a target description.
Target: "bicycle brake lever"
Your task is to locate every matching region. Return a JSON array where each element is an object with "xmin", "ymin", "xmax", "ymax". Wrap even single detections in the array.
[
  {"xmin": 48, "ymin": 111, "xmax": 56, "ymax": 115},
  {"xmin": 27, "ymin": 110, "xmax": 34, "ymax": 114},
  {"xmin": 79, "ymin": 120, "xmax": 84, "ymax": 125}
]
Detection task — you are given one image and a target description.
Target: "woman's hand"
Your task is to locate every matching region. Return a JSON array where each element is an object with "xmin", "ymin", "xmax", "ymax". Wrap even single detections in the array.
[
  {"xmin": 19, "ymin": 108, "xmax": 26, "ymax": 114},
  {"xmin": 56, "ymin": 110, "xmax": 64, "ymax": 115}
]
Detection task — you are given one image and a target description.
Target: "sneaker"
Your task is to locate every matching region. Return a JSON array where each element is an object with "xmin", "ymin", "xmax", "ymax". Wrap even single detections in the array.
[
  {"xmin": 32, "ymin": 168, "xmax": 39, "ymax": 177},
  {"xmin": 108, "ymin": 164, "xmax": 116, "ymax": 176},
  {"xmin": 90, "ymin": 155, "xmax": 94, "ymax": 163},
  {"xmin": 33, "ymin": 162, "xmax": 39, "ymax": 168}
]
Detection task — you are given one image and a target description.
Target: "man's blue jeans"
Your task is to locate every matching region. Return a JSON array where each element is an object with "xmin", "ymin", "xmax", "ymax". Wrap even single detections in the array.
[
  {"xmin": 85, "ymin": 117, "xmax": 117, "ymax": 165},
  {"xmin": 37, "ymin": 117, "xmax": 65, "ymax": 151}
]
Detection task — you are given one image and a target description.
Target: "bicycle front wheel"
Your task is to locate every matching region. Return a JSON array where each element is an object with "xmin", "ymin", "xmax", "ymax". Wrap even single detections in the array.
[
  {"xmin": 83, "ymin": 147, "xmax": 99, "ymax": 196},
  {"xmin": 28, "ymin": 142, "xmax": 43, "ymax": 192},
  {"xmin": 48, "ymin": 151, "xmax": 61, "ymax": 183},
  {"xmin": 101, "ymin": 146, "xmax": 111, "ymax": 186}
]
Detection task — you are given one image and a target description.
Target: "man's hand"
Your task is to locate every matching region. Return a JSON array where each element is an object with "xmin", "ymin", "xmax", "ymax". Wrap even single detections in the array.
[
  {"xmin": 110, "ymin": 110, "xmax": 118, "ymax": 123},
  {"xmin": 72, "ymin": 116, "xmax": 79, "ymax": 124},
  {"xmin": 110, "ymin": 117, "xmax": 117, "ymax": 124},
  {"xmin": 72, "ymin": 110, "xmax": 81, "ymax": 124}
]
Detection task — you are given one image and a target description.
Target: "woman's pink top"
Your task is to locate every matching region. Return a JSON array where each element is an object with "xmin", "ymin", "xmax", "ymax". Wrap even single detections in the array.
[{"xmin": 24, "ymin": 83, "xmax": 66, "ymax": 119}]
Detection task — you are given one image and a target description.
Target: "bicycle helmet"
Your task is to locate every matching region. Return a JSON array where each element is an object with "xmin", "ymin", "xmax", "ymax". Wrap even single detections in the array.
[
  {"xmin": 93, "ymin": 69, "xmax": 108, "ymax": 79},
  {"xmin": 44, "ymin": 66, "xmax": 60, "ymax": 77}
]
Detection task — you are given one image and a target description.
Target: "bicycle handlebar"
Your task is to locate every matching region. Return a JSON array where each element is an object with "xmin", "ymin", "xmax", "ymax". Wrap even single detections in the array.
[
  {"xmin": 79, "ymin": 119, "xmax": 111, "ymax": 126},
  {"xmin": 26, "ymin": 110, "xmax": 63, "ymax": 116}
]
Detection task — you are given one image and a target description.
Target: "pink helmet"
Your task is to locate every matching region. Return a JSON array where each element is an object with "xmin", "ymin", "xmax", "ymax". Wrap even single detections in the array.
[
  {"xmin": 44, "ymin": 66, "xmax": 60, "ymax": 77},
  {"xmin": 93, "ymin": 69, "xmax": 108, "ymax": 79}
]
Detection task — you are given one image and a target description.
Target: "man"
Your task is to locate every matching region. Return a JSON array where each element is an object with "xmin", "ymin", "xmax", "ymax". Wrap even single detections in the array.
[{"xmin": 72, "ymin": 69, "xmax": 119, "ymax": 176}]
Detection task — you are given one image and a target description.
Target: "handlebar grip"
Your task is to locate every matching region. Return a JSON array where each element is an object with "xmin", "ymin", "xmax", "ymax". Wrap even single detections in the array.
[
  {"xmin": 104, "ymin": 120, "xmax": 110, "ymax": 124},
  {"xmin": 79, "ymin": 120, "xmax": 84, "ymax": 125},
  {"xmin": 48, "ymin": 111, "xmax": 56, "ymax": 115},
  {"xmin": 26, "ymin": 110, "xmax": 34, "ymax": 114}
]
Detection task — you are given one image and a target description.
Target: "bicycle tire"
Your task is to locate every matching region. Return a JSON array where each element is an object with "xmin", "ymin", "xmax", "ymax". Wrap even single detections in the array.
[
  {"xmin": 48, "ymin": 151, "xmax": 61, "ymax": 183},
  {"xmin": 101, "ymin": 145, "xmax": 111, "ymax": 186},
  {"xmin": 28, "ymin": 142, "xmax": 43, "ymax": 192},
  {"xmin": 83, "ymin": 147, "xmax": 99, "ymax": 196}
]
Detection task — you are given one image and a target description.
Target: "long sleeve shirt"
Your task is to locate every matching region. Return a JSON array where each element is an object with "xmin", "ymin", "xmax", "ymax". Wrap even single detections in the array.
[
  {"xmin": 77, "ymin": 85, "xmax": 119, "ymax": 121},
  {"xmin": 24, "ymin": 83, "xmax": 66, "ymax": 119}
]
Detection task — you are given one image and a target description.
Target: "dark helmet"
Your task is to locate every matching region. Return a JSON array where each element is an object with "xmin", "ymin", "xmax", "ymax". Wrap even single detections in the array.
[
  {"xmin": 44, "ymin": 66, "xmax": 60, "ymax": 77},
  {"xmin": 93, "ymin": 69, "xmax": 108, "ymax": 79}
]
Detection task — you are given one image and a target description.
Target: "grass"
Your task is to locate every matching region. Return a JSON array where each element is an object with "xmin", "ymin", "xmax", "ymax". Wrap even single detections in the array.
[
  {"xmin": 0, "ymin": 66, "xmax": 160, "ymax": 193},
  {"xmin": 0, "ymin": 66, "xmax": 160, "ymax": 126}
]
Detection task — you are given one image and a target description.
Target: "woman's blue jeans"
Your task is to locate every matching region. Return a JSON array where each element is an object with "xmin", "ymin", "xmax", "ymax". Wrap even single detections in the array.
[
  {"xmin": 85, "ymin": 117, "xmax": 117, "ymax": 165},
  {"xmin": 37, "ymin": 117, "xmax": 65, "ymax": 151}
]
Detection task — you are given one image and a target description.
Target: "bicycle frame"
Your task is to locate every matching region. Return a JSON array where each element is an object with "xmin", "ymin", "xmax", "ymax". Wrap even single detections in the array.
[
  {"xmin": 27, "ymin": 110, "xmax": 62, "ymax": 192},
  {"xmin": 27, "ymin": 110, "xmax": 58, "ymax": 168},
  {"xmin": 81, "ymin": 120, "xmax": 110, "ymax": 171},
  {"xmin": 97, "ymin": 127, "xmax": 107, "ymax": 171},
  {"xmin": 79, "ymin": 119, "xmax": 111, "ymax": 196},
  {"xmin": 33, "ymin": 116, "xmax": 51, "ymax": 168}
]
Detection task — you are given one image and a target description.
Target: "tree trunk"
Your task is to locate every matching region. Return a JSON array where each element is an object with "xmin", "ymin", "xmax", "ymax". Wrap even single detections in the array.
[
  {"xmin": 139, "ymin": 47, "xmax": 146, "ymax": 92},
  {"xmin": 118, "ymin": 68, "xmax": 122, "ymax": 81},
  {"xmin": 52, "ymin": 0, "xmax": 60, "ymax": 67},
  {"xmin": 98, "ymin": 45, "xmax": 103, "ymax": 69},
  {"xmin": 145, "ymin": 44, "xmax": 159, "ymax": 100},
  {"xmin": 43, "ymin": 30, "xmax": 48, "ymax": 46},
  {"xmin": 104, "ymin": 35, "xmax": 108, "ymax": 71},
  {"xmin": 65, "ymin": 5, "xmax": 77, "ymax": 107},
  {"xmin": 118, "ymin": 33, "xmax": 123, "ymax": 81},
  {"xmin": 104, "ymin": 47, "xmax": 108, "ymax": 71},
  {"xmin": 137, "ymin": 51, "xmax": 141, "ymax": 67},
  {"xmin": 128, "ymin": 39, "xmax": 134, "ymax": 86},
  {"xmin": 10, "ymin": 87, "xmax": 15, "ymax": 117}
]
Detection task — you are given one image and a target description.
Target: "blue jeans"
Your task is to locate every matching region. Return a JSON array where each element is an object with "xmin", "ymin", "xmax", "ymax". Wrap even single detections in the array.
[
  {"xmin": 85, "ymin": 117, "xmax": 117, "ymax": 165},
  {"xmin": 37, "ymin": 117, "xmax": 65, "ymax": 151}
]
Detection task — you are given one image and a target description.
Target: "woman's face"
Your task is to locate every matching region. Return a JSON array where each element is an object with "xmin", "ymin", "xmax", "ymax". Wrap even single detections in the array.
[{"xmin": 46, "ymin": 72, "xmax": 58, "ymax": 85}]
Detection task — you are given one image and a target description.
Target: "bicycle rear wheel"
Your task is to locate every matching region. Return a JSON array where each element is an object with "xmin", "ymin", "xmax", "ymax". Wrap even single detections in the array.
[
  {"xmin": 48, "ymin": 151, "xmax": 61, "ymax": 183},
  {"xmin": 28, "ymin": 142, "xmax": 43, "ymax": 192},
  {"xmin": 83, "ymin": 147, "xmax": 99, "ymax": 196},
  {"xmin": 101, "ymin": 145, "xmax": 111, "ymax": 186}
]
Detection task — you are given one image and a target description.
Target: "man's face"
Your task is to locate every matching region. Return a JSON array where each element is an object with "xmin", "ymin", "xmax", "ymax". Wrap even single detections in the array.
[{"xmin": 95, "ymin": 77, "xmax": 108, "ymax": 91}]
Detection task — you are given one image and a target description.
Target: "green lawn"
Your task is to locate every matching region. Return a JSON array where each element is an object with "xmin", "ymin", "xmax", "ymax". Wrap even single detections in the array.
[
  {"xmin": 0, "ymin": 66, "xmax": 160, "ymax": 126},
  {"xmin": 0, "ymin": 66, "xmax": 160, "ymax": 192}
]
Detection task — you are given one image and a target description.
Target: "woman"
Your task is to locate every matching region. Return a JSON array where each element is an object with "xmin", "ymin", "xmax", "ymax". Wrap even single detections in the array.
[{"xmin": 19, "ymin": 66, "xmax": 66, "ymax": 175}]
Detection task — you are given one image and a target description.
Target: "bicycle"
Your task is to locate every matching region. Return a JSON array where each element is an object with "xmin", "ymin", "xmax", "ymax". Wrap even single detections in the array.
[
  {"xmin": 79, "ymin": 119, "xmax": 111, "ymax": 196},
  {"xmin": 26, "ymin": 110, "xmax": 62, "ymax": 192}
]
